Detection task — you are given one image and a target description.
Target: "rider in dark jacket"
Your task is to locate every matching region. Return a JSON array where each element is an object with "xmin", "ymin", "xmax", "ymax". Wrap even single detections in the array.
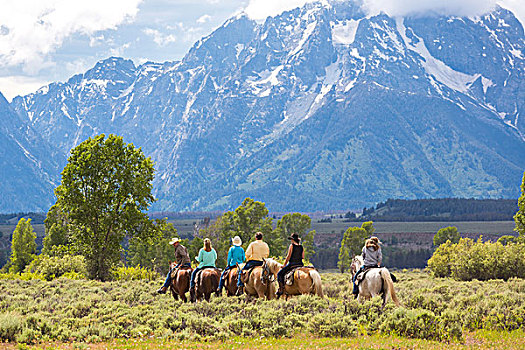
[{"xmin": 157, "ymin": 237, "xmax": 191, "ymax": 294}]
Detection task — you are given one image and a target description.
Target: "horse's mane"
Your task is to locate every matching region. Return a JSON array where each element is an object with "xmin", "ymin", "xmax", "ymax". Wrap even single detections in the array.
[{"xmin": 264, "ymin": 258, "xmax": 282, "ymax": 274}]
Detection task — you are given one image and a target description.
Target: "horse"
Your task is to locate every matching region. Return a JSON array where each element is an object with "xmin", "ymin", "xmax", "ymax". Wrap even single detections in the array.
[
  {"xmin": 223, "ymin": 266, "xmax": 239, "ymax": 297},
  {"xmin": 264, "ymin": 258, "xmax": 324, "ymax": 298},
  {"xmin": 190, "ymin": 268, "xmax": 221, "ymax": 302},
  {"xmin": 168, "ymin": 262, "xmax": 192, "ymax": 302},
  {"xmin": 350, "ymin": 255, "xmax": 399, "ymax": 307},
  {"xmin": 238, "ymin": 260, "xmax": 277, "ymax": 301}
]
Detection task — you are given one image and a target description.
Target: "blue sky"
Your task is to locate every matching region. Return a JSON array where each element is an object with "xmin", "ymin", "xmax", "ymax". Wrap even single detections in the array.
[{"xmin": 0, "ymin": 0, "xmax": 523, "ymax": 101}]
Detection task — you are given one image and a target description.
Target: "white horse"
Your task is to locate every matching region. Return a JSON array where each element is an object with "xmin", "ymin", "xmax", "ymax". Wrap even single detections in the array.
[{"xmin": 350, "ymin": 255, "xmax": 399, "ymax": 307}]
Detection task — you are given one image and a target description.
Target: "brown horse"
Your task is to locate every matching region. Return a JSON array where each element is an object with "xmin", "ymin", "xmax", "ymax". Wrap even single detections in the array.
[
  {"xmin": 265, "ymin": 258, "xmax": 324, "ymax": 298},
  {"xmin": 223, "ymin": 267, "xmax": 239, "ymax": 297},
  {"xmin": 168, "ymin": 262, "xmax": 192, "ymax": 302},
  {"xmin": 190, "ymin": 268, "xmax": 221, "ymax": 302},
  {"xmin": 239, "ymin": 260, "xmax": 277, "ymax": 301}
]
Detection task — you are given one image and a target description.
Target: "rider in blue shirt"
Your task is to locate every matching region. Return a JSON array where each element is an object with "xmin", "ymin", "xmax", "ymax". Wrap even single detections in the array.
[{"xmin": 217, "ymin": 235, "xmax": 245, "ymax": 294}]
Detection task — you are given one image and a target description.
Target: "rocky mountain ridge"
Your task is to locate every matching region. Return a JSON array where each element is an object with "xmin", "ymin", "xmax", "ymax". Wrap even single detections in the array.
[{"xmin": 2, "ymin": 0, "xmax": 524, "ymax": 212}]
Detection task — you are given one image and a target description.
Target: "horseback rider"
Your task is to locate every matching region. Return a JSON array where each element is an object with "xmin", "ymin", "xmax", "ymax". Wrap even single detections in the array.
[
  {"xmin": 217, "ymin": 235, "xmax": 245, "ymax": 294},
  {"xmin": 352, "ymin": 236, "xmax": 382, "ymax": 296},
  {"xmin": 190, "ymin": 238, "xmax": 217, "ymax": 292},
  {"xmin": 157, "ymin": 237, "xmax": 191, "ymax": 294},
  {"xmin": 276, "ymin": 233, "xmax": 304, "ymax": 297},
  {"xmin": 236, "ymin": 232, "xmax": 269, "ymax": 295}
]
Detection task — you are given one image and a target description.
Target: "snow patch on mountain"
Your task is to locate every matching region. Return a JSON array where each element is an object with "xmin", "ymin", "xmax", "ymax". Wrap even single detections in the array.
[
  {"xmin": 332, "ymin": 19, "xmax": 360, "ymax": 45},
  {"xmin": 396, "ymin": 18, "xmax": 479, "ymax": 94}
]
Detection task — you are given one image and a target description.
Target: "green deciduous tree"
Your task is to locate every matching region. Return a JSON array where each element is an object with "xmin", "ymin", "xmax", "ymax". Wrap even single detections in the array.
[
  {"xmin": 274, "ymin": 213, "xmax": 316, "ymax": 260},
  {"xmin": 54, "ymin": 134, "xmax": 156, "ymax": 281},
  {"xmin": 203, "ymin": 198, "xmax": 273, "ymax": 267},
  {"xmin": 8, "ymin": 218, "xmax": 37, "ymax": 273},
  {"xmin": 433, "ymin": 226, "xmax": 461, "ymax": 246},
  {"xmin": 337, "ymin": 222, "xmax": 373, "ymax": 273},
  {"xmin": 42, "ymin": 204, "xmax": 72, "ymax": 257},
  {"xmin": 127, "ymin": 218, "xmax": 177, "ymax": 274},
  {"xmin": 515, "ymin": 171, "xmax": 525, "ymax": 238}
]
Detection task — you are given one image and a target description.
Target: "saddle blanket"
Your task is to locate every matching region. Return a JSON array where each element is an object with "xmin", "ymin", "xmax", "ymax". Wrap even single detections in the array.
[{"xmin": 284, "ymin": 266, "xmax": 315, "ymax": 285}]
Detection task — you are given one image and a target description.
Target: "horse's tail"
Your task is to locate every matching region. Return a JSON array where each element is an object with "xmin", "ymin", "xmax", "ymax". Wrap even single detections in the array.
[
  {"xmin": 380, "ymin": 268, "xmax": 399, "ymax": 306},
  {"xmin": 309, "ymin": 269, "xmax": 324, "ymax": 298}
]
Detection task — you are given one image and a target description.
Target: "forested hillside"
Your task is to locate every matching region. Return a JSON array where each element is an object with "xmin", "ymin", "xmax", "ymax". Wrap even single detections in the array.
[{"xmin": 360, "ymin": 198, "xmax": 517, "ymax": 221}]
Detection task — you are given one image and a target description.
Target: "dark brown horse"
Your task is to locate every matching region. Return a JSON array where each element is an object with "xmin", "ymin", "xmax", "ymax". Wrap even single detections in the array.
[
  {"xmin": 190, "ymin": 268, "xmax": 221, "ymax": 302},
  {"xmin": 169, "ymin": 262, "xmax": 192, "ymax": 302},
  {"xmin": 223, "ymin": 266, "xmax": 239, "ymax": 296}
]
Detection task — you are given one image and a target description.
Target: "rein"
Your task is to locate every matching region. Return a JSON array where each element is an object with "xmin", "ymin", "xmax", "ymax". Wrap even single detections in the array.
[{"xmin": 262, "ymin": 261, "xmax": 275, "ymax": 285}]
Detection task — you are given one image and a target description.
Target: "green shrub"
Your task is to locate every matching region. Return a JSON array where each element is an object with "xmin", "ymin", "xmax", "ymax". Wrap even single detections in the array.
[
  {"xmin": 0, "ymin": 312, "xmax": 23, "ymax": 342},
  {"xmin": 428, "ymin": 238, "xmax": 525, "ymax": 280},
  {"xmin": 308, "ymin": 312, "xmax": 357, "ymax": 337},
  {"xmin": 112, "ymin": 266, "xmax": 159, "ymax": 281},
  {"xmin": 24, "ymin": 255, "xmax": 87, "ymax": 280}
]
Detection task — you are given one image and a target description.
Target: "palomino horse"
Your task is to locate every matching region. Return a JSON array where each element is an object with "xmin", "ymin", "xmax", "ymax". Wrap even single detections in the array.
[
  {"xmin": 223, "ymin": 267, "xmax": 239, "ymax": 296},
  {"xmin": 350, "ymin": 255, "xmax": 399, "ymax": 307},
  {"xmin": 190, "ymin": 268, "xmax": 221, "ymax": 302},
  {"xmin": 238, "ymin": 260, "xmax": 277, "ymax": 300},
  {"xmin": 264, "ymin": 258, "xmax": 324, "ymax": 298},
  {"xmin": 168, "ymin": 262, "xmax": 192, "ymax": 302}
]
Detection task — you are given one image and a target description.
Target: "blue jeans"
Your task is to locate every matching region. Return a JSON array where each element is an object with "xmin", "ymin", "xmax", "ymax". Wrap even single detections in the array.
[
  {"xmin": 237, "ymin": 260, "xmax": 263, "ymax": 287},
  {"xmin": 277, "ymin": 263, "xmax": 303, "ymax": 285},
  {"xmin": 218, "ymin": 265, "xmax": 235, "ymax": 289},
  {"xmin": 162, "ymin": 262, "xmax": 191, "ymax": 288}
]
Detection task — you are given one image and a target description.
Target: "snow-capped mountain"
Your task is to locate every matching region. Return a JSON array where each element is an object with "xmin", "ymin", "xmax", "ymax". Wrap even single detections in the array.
[
  {"xmin": 0, "ymin": 92, "xmax": 60, "ymax": 212},
  {"xmin": 6, "ymin": 0, "xmax": 525, "ymax": 212}
]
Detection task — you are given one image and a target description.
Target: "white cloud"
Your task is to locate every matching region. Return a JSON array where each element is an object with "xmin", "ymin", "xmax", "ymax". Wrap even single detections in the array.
[
  {"xmin": 244, "ymin": 0, "xmax": 317, "ymax": 20},
  {"xmin": 242, "ymin": 0, "xmax": 523, "ymax": 24},
  {"xmin": 143, "ymin": 28, "xmax": 177, "ymax": 46},
  {"xmin": 197, "ymin": 14, "xmax": 212, "ymax": 24},
  {"xmin": 0, "ymin": 75, "xmax": 49, "ymax": 101},
  {"xmin": 0, "ymin": 0, "xmax": 142, "ymax": 73},
  {"xmin": 498, "ymin": 0, "xmax": 525, "ymax": 25},
  {"xmin": 361, "ymin": 0, "xmax": 497, "ymax": 18}
]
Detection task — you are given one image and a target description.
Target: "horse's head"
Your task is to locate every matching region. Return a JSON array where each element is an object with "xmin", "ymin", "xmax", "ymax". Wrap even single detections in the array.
[
  {"xmin": 263, "ymin": 258, "xmax": 282, "ymax": 275},
  {"xmin": 350, "ymin": 255, "xmax": 363, "ymax": 276}
]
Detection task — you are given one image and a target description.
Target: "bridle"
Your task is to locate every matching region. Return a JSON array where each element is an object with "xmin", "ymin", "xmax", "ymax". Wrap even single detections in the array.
[{"xmin": 261, "ymin": 260, "xmax": 275, "ymax": 285}]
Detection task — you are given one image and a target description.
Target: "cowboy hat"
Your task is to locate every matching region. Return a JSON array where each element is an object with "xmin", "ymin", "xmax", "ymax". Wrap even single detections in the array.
[
  {"xmin": 287, "ymin": 233, "xmax": 301, "ymax": 243},
  {"xmin": 169, "ymin": 237, "xmax": 181, "ymax": 245},
  {"xmin": 232, "ymin": 236, "xmax": 242, "ymax": 246}
]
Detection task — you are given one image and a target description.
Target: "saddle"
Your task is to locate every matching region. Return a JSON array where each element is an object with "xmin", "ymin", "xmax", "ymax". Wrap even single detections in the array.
[
  {"xmin": 355, "ymin": 267, "xmax": 397, "ymax": 284},
  {"xmin": 195, "ymin": 267, "xmax": 221, "ymax": 285},
  {"xmin": 240, "ymin": 265, "xmax": 259, "ymax": 284},
  {"xmin": 170, "ymin": 266, "xmax": 191, "ymax": 279},
  {"xmin": 355, "ymin": 266, "xmax": 378, "ymax": 283},
  {"xmin": 284, "ymin": 266, "xmax": 315, "ymax": 286}
]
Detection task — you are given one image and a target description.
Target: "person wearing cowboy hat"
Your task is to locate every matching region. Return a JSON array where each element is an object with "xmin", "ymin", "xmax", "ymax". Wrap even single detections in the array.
[
  {"xmin": 217, "ymin": 235, "xmax": 245, "ymax": 294},
  {"xmin": 352, "ymin": 236, "xmax": 382, "ymax": 296},
  {"xmin": 157, "ymin": 237, "xmax": 191, "ymax": 294},
  {"xmin": 276, "ymin": 233, "xmax": 305, "ymax": 297}
]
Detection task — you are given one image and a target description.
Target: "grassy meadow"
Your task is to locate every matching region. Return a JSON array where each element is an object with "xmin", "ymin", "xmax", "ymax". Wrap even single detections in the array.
[{"xmin": 0, "ymin": 270, "xmax": 524, "ymax": 349}]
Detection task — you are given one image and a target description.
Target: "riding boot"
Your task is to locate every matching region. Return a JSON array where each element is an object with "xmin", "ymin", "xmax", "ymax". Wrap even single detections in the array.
[
  {"xmin": 156, "ymin": 286, "xmax": 168, "ymax": 294},
  {"xmin": 352, "ymin": 282, "xmax": 359, "ymax": 296},
  {"xmin": 276, "ymin": 282, "xmax": 285, "ymax": 298}
]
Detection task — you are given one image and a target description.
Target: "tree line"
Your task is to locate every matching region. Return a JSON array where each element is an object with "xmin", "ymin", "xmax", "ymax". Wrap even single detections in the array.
[{"xmin": 356, "ymin": 198, "xmax": 517, "ymax": 221}]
